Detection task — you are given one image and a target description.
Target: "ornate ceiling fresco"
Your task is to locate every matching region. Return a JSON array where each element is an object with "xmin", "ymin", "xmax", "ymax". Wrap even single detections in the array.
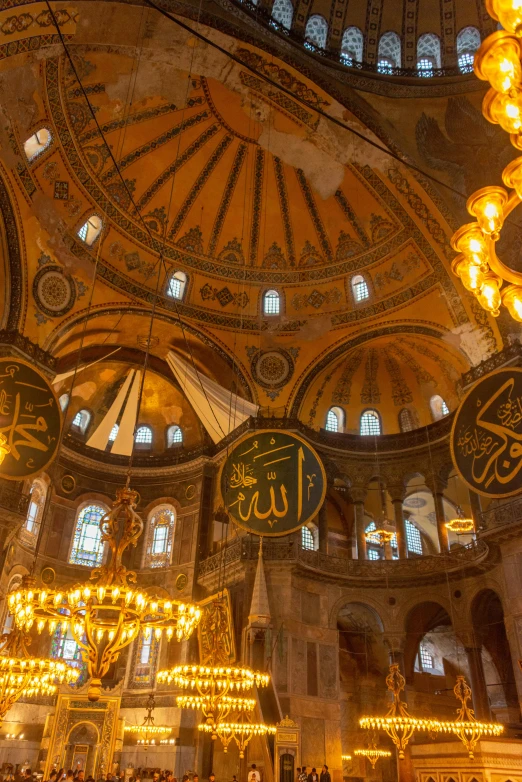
[{"xmin": 0, "ymin": 0, "xmax": 506, "ymax": 439}]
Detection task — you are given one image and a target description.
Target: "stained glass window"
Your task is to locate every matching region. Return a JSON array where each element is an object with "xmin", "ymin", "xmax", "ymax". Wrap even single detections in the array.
[
  {"xmin": 271, "ymin": 0, "xmax": 293, "ymax": 30},
  {"xmin": 304, "ymin": 15, "xmax": 328, "ymax": 50},
  {"xmin": 69, "ymin": 504, "xmax": 106, "ymax": 567},
  {"xmin": 132, "ymin": 631, "xmax": 160, "ymax": 686},
  {"xmin": 341, "ymin": 27, "xmax": 363, "ymax": 64},
  {"xmin": 378, "ymin": 31, "xmax": 401, "ymax": 68},
  {"xmin": 51, "ymin": 621, "xmax": 87, "ymax": 686},
  {"xmin": 143, "ymin": 506, "xmax": 176, "ymax": 568}
]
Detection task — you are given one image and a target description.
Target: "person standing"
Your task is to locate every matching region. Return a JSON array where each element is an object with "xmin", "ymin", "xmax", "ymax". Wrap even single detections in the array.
[
  {"xmin": 319, "ymin": 767, "xmax": 330, "ymax": 782},
  {"xmin": 248, "ymin": 766, "xmax": 260, "ymax": 782},
  {"xmin": 307, "ymin": 769, "xmax": 318, "ymax": 782},
  {"xmin": 299, "ymin": 769, "xmax": 307, "ymax": 782}
]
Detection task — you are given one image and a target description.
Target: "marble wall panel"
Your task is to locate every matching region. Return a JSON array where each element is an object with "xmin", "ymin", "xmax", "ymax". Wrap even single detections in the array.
[{"xmin": 292, "ymin": 637, "xmax": 307, "ymax": 695}]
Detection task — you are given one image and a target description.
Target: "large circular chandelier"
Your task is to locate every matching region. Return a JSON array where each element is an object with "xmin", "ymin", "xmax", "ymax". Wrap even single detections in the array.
[
  {"xmin": 0, "ymin": 627, "xmax": 79, "ymax": 725},
  {"xmin": 8, "ymin": 487, "xmax": 201, "ymax": 701},
  {"xmin": 176, "ymin": 694, "xmax": 257, "ymax": 724},
  {"xmin": 354, "ymin": 746, "xmax": 392, "ymax": 770},
  {"xmin": 198, "ymin": 714, "xmax": 276, "ymax": 758},
  {"xmin": 124, "ymin": 693, "xmax": 172, "ymax": 745},
  {"xmin": 450, "ymin": 1, "xmax": 522, "ymax": 321}
]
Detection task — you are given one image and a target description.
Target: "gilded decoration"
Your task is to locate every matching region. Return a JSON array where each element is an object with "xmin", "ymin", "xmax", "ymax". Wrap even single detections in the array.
[
  {"xmin": 33, "ymin": 265, "xmax": 76, "ymax": 318},
  {"xmin": 198, "ymin": 589, "xmax": 236, "ymax": 665},
  {"xmin": 247, "ymin": 347, "xmax": 299, "ymax": 400}
]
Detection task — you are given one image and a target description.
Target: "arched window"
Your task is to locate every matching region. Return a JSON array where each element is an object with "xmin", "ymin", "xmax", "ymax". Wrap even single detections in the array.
[
  {"xmin": 1, "ymin": 575, "xmax": 22, "ymax": 634},
  {"xmin": 135, "ymin": 425, "xmax": 153, "ymax": 445},
  {"xmin": 398, "ymin": 408, "xmax": 415, "ymax": 433},
  {"xmin": 263, "ymin": 289, "xmax": 280, "ymax": 315},
  {"xmin": 72, "ymin": 409, "xmax": 91, "ymax": 434},
  {"xmin": 167, "ymin": 270, "xmax": 188, "ymax": 300},
  {"xmin": 77, "ymin": 215, "xmax": 103, "ymax": 246},
  {"xmin": 430, "ymin": 394, "xmax": 450, "ymax": 420},
  {"xmin": 69, "ymin": 503, "xmax": 107, "ymax": 567},
  {"xmin": 457, "ymin": 26, "xmax": 480, "ymax": 72},
  {"xmin": 417, "ymin": 33, "xmax": 441, "ymax": 73},
  {"xmin": 132, "ymin": 631, "xmax": 160, "ymax": 686},
  {"xmin": 360, "ymin": 410, "xmax": 381, "ymax": 436},
  {"xmin": 341, "ymin": 27, "xmax": 363, "ymax": 64},
  {"xmin": 419, "ymin": 643, "xmax": 434, "ymax": 669},
  {"xmin": 271, "ymin": 0, "xmax": 293, "ymax": 30},
  {"xmin": 326, "ymin": 406, "xmax": 344, "ymax": 432},
  {"xmin": 378, "ymin": 31, "xmax": 401, "ymax": 72},
  {"xmin": 59, "ymin": 393, "xmax": 69, "ymax": 411},
  {"xmin": 304, "ymin": 15, "xmax": 328, "ymax": 50},
  {"xmin": 405, "ymin": 519, "xmax": 423, "ymax": 554},
  {"xmin": 366, "ymin": 521, "xmax": 398, "ymax": 559},
  {"xmin": 352, "ymin": 274, "xmax": 369, "ymax": 302},
  {"xmin": 51, "ymin": 622, "xmax": 87, "ymax": 685},
  {"xmin": 23, "ymin": 479, "xmax": 46, "ymax": 539},
  {"xmin": 167, "ymin": 425, "xmax": 183, "ymax": 447},
  {"xmin": 108, "ymin": 424, "xmax": 119, "ymax": 442},
  {"xmin": 301, "ymin": 525, "xmax": 315, "ymax": 550},
  {"xmin": 23, "ymin": 128, "xmax": 52, "ymax": 161},
  {"xmin": 143, "ymin": 505, "xmax": 176, "ymax": 568}
]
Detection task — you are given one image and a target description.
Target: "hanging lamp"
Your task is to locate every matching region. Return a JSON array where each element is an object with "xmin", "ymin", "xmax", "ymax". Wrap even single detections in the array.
[
  {"xmin": 435, "ymin": 676, "xmax": 503, "ymax": 757},
  {"xmin": 124, "ymin": 692, "xmax": 172, "ymax": 745},
  {"xmin": 354, "ymin": 745, "xmax": 392, "ymax": 770}
]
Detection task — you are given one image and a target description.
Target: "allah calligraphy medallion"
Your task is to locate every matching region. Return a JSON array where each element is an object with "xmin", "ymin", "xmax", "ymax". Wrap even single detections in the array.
[
  {"xmin": 450, "ymin": 368, "xmax": 522, "ymax": 498},
  {"xmin": 0, "ymin": 358, "xmax": 62, "ymax": 480},
  {"xmin": 221, "ymin": 430, "xmax": 326, "ymax": 536}
]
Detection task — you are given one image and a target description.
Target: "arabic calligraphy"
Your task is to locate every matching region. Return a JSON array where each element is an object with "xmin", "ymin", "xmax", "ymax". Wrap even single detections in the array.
[
  {"xmin": 222, "ymin": 430, "xmax": 326, "ymax": 536},
  {"xmin": 0, "ymin": 358, "xmax": 62, "ymax": 480},
  {"xmin": 451, "ymin": 368, "xmax": 522, "ymax": 498}
]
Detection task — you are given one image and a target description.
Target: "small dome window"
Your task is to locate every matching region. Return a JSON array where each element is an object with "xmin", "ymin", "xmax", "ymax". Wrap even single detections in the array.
[
  {"xmin": 352, "ymin": 274, "xmax": 369, "ymax": 302},
  {"xmin": 24, "ymin": 128, "xmax": 52, "ymax": 161},
  {"xmin": 78, "ymin": 215, "xmax": 103, "ymax": 246},
  {"xmin": 417, "ymin": 33, "xmax": 441, "ymax": 71},
  {"xmin": 378, "ymin": 31, "xmax": 401, "ymax": 70},
  {"xmin": 167, "ymin": 425, "xmax": 183, "ymax": 447},
  {"xmin": 341, "ymin": 27, "xmax": 363, "ymax": 64},
  {"xmin": 326, "ymin": 406, "xmax": 344, "ymax": 432},
  {"xmin": 72, "ymin": 409, "xmax": 91, "ymax": 434},
  {"xmin": 360, "ymin": 410, "xmax": 381, "ymax": 436},
  {"xmin": 167, "ymin": 270, "xmax": 188, "ymax": 300},
  {"xmin": 399, "ymin": 408, "xmax": 415, "ymax": 432},
  {"xmin": 135, "ymin": 426, "xmax": 153, "ymax": 445},
  {"xmin": 304, "ymin": 14, "xmax": 328, "ymax": 50},
  {"xmin": 301, "ymin": 526, "xmax": 315, "ymax": 550},
  {"xmin": 271, "ymin": 0, "xmax": 293, "ymax": 30},
  {"xmin": 263, "ymin": 289, "xmax": 280, "ymax": 315},
  {"xmin": 430, "ymin": 395, "xmax": 450, "ymax": 420},
  {"xmin": 457, "ymin": 26, "xmax": 480, "ymax": 73},
  {"xmin": 58, "ymin": 393, "xmax": 69, "ymax": 412},
  {"xmin": 108, "ymin": 424, "xmax": 119, "ymax": 442}
]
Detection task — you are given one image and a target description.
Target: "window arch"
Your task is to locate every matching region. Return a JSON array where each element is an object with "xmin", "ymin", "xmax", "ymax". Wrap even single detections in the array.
[
  {"xmin": 24, "ymin": 128, "xmax": 52, "ymax": 161},
  {"xmin": 51, "ymin": 621, "xmax": 87, "ymax": 686},
  {"xmin": 430, "ymin": 394, "xmax": 450, "ymax": 420},
  {"xmin": 58, "ymin": 393, "xmax": 69, "ymax": 412},
  {"xmin": 325, "ymin": 406, "xmax": 344, "ymax": 432},
  {"xmin": 417, "ymin": 33, "xmax": 441, "ymax": 70},
  {"xmin": 143, "ymin": 505, "xmax": 176, "ymax": 568},
  {"xmin": 405, "ymin": 519, "xmax": 423, "ymax": 554},
  {"xmin": 378, "ymin": 31, "xmax": 401, "ymax": 72},
  {"xmin": 304, "ymin": 15, "xmax": 328, "ymax": 50},
  {"xmin": 71, "ymin": 409, "xmax": 91, "ymax": 435},
  {"xmin": 69, "ymin": 503, "xmax": 107, "ymax": 567},
  {"xmin": 271, "ymin": 0, "xmax": 293, "ymax": 30},
  {"xmin": 108, "ymin": 424, "xmax": 119, "ymax": 442},
  {"xmin": 360, "ymin": 409, "xmax": 381, "ymax": 436},
  {"xmin": 1, "ymin": 575, "xmax": 22, "ymax": 634},
  {"xmin": 263, "ymin": 289, "xmax": 281, "ymax": 315},
  {"xmin": 341, "ymin": 27, "xmax": 363, "ymax": 64},
  {"xmin": 23, "ymin": 479, "xmax": 47, "ymax": 541},
  {"xmin": 301, "ymin": 525, "xmax": 315, "ymax": 550},
  {"xmin": 398, "ymin": 408, "xmax": 415, "ymax": 433},
  {"xmin": 77, "ymin": 215, "xmax": 103, "ymax": 246},
  {"xmin": 131, "ymin": 631, "xmax": 160, "ymax": 686},
  {"xmin": 135, "ymin": 425, "xmax": 153, "ymax": 445},
  {"xmin": 167, "ymin": 270, "xmax": 188, "ymax": 300},
  {"xmin": 352, "ymin": 274, "xmax": 369, "ymax": 302},
  {"xmin": 457, "ymin": 26, "xmax": 480, "ymax": 72},
  {"xmin": 167, "ymin": 425, "xmax": 183, "ymax": 447}
]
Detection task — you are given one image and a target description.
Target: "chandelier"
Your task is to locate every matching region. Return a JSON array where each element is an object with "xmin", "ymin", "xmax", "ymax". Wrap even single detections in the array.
[
  {"xmin": 435, "ymin": 676, "xmax": 503, "ymax": 757},
  {"xmin": 124, "ymin": 692, "xmax": 172, "ymax": 745},
  {"xmin": 341, "ymin": 755, "xmax": 351, "ymax": 762},
  {"xmin": 0, "ymin": 628, "xmax": 79, "ymax": 725},
  {"xmin": 365, "ymin": 523, "xmax": 395, "ymax": 547},
  {"xmin": 450, "ymin": 1, "xmax": 522, "ymax": 321},
  {"xmin": 354, "ymin": 746, "xmax": 392, "ymax": 770},
  {"xmin": 176, "ymin": 694, "xmax": 256, "ymax": 724},
  {"xmin": 8, "ymin": 487, "xmax": 201, "ymax": 701},
  {"xmin": 359, "ymin": 664, "xmax": 433, "ymax": 759},
  {"xmin": 445, "ymin": 518, "xmax": 475, "ymax": 534},
  {"xmin": 198, "ymin": 713, "xmax": 276, "ymax": 758}
]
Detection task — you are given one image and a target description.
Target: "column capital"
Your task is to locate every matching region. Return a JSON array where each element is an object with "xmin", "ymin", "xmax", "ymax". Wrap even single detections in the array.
[
  {"xmin": 349, "ymin": 487, "xmax": 367, "ymax": 504},
  {"xmin": 383, "ymin": 633, "xmax": 407, "ymax": 654}
]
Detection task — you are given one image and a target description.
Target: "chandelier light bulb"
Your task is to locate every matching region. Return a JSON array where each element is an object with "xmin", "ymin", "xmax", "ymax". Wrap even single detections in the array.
[
  {"xmin": 477, "ymin": 273, "xmax": 502, "ymax": 316},
  {"xmin": 501, "ymin": 283, "xmax": 522, "ymax": 320},
  {"xmin": 486, "ymin": 0, "xmax": 522, "ymax": 36},
  {"xmin": 483, "ymin": 87, "xmax": 522, "ymax": 133},
  {"xmin": 451, "ymin": 224, "xmax": 489, "ymax": 268},
  {"xmin": 502, "ymin": 156, "xmax": 522, "ymax": 198},
  {"xmin": 475, "ymin": 31, "xmax": 522, "ymax": 92},
  {"xmin": 466, "ymin": 187, "xmax": 508, "ymax": 239},
  {"xmin": 451, "ymin": 256, "xmax": 485, "ymax": 292}
]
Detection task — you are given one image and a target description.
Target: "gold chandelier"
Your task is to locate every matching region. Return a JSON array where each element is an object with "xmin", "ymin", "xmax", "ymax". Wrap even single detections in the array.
[
  {"xmin": 198, "ymin": 713, "xmax": 277, "ymax": 758},
  {"xmin": 124, "ymin": 693, "xmax": 172, "ymax": 745},
  {"xmin": 0, "ymin": 627, "xmax": 79, "ymax": 725},
  {"xmin": 359, "ymin": 664, "xmax": 433, "ymax": 758},
  {"xmin": 8, "ymin": 487, "xmax": 201, "ymax": 701},
  {"xmin": 435, "ymin": 676, "xmax": 503, "ymax": 757},
  {"xmin": 341, "ymin": 755, "xmax": 352, "ymax": 762},
  {"xmin": 176, "ymin": 694, "xmax": 256, "ymax": 724},
  {"xmin": 354, "ymin": 746, "xmax": 392, "ymax": 770},
  {"xmin": 450, "ymin": 0, "xmax": 522, "ymax": 321},
  {"xmin": 365, "ymin": 523, "xmax": 395, "ymax": 547},
  {"xmin": 445, "ymin": 518, "xmax": 475, "ymax": 534}
]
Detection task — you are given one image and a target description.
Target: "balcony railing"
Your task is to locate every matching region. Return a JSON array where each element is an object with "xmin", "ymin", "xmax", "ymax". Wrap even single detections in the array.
[
  {"xmin": 0, "ymin": 483, "xmax": 30, "ymax": 517},
  {"xmin": 479, "ymin": 497, "xmax": 522, "ymax": 531},
  {"xmin": 197, "ymin": 537, "xmax": 489, "ymax": 583}
]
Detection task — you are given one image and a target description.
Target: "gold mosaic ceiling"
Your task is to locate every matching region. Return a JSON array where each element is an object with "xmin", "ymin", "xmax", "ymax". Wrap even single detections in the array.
[{"xmin": 0, "ymin": 0, "xmax": 505, "ymax": 437}]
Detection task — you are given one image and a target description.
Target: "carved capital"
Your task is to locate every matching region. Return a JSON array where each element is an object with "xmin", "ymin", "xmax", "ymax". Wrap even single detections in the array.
[{"xmin": 349, "ymin": 487, "xmax": 367, "ymax": 504}]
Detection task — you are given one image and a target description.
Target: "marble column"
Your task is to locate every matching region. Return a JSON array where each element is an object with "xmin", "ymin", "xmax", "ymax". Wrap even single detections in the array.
[
  {"xmin": 392, "ymin": 496, "xmax": 408, "ymax": 559},
  {"xmin": 468, "ymin": 489, "xmax": 482, "ymax": 529},
  {"xmin": 465, "ymin": 645, "xmax": 490, "ymax": 720},
  {"xmin": 353, "ymin": 500, "xmax": 367, "ymax": 560},
  {"xmin": 318, "ymin": 503, "xmax": 328, "ymax": 554},
  {"xmin": 433, "ymin": 490, "xmax": 449, "ymax": 553}
]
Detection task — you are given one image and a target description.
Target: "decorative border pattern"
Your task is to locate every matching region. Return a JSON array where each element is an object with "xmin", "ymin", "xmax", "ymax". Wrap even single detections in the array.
[
  {"xmin": 208, "ymin": 142, "xmax": 247, "ymax": 256},
  {"xmin": 249, "ymin": 147, "xmax": 265, "ymax": 264},
  {"xmin": 295, "ymin": 168, "xmax": 332, "ymax": 261},
  {"xmin": 273, "ymin": 156, "xmax": 295, "ymax": 266},
  {"xmin": 334, "ymin": 189, "xmax": 371, "ymax": 249}
]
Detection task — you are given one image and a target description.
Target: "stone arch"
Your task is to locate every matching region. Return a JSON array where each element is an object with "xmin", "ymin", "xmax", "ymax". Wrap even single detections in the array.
[
  {"xmin": 336, "ymin": 601, "xmax": 389, "ymax": 678},
  {"xmin": 329, "ymin": 593, "xmax": 389, "ymax": 631},
  {"xmin": 403, "ymin": 599, "xmax": 453, "ymax": 681}
]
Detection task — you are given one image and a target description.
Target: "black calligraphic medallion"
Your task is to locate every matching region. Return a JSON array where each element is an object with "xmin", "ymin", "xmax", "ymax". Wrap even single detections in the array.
[
  {"xmin": 0, "ymin": 357, "xmax": 62, "ymax": 480},
  {"xmin": 221, "ymin": 430, "xmax": 326, "ymax": 536},
  {"xmin": 450, "ymin": 368, "xmax": 522, "ymax": 498}
]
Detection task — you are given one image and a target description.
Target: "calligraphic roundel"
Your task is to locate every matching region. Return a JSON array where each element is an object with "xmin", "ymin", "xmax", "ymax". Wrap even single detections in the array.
[
  {"xmin": 0, "ymin": 358, "xmax": 62, "ymax": 480},
  {"xmin": 221, "ymin": 430, "xmax": 326, "ymax": 536},
  {"xmin": 451, "ymin": 368, "xmax": 522, "ymax": 498}
]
